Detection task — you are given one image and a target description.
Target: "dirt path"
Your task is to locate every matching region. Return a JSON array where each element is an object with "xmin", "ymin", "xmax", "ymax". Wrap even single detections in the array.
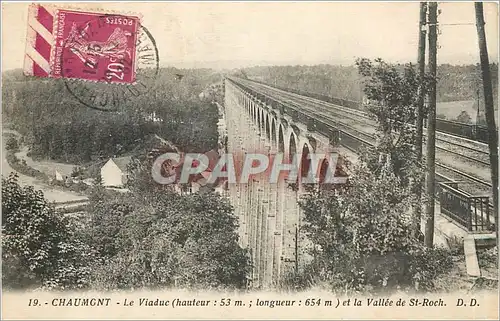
[
  {"xmin": 2, "ymin": 130, "xmax": 88, "ymax": 203},
  {"xmin": 15, "ymin": 145, "xmax": 76, "ymax": 179}
]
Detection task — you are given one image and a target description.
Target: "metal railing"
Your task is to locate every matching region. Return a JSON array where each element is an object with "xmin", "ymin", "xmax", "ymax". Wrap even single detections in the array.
[
  {"xmin": 439, "ymin": 181, "xmax": 493, "ymax": 232},
  {"xmin": 434, "ymin": 118, "xmax": 490, "ymax": 144}
]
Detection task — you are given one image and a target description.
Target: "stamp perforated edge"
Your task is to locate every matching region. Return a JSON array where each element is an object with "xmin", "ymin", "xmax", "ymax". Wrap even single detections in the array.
[{"xmin": 24, "ymin": 3, "xmax": 149, "ymax": 86}]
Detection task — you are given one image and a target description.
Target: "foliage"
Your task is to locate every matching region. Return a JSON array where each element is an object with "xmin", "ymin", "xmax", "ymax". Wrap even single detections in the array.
[
  {"xmin": 2, "ymin": 67, "xmax": 238, "ymax": 291},
  {"xmin": 296, "ymin": 58, "xmax": 453, "ymax": 294},
  {"xmin": 5, "ymin": 150, "xmax": 48, "ymax": 181},
  {"xmin": 71, "ymin": 166, "xmax": 85, "ymax": 178},
  {"xmin": 241, "ymin": 63, "xmax": 498, "ymax": 108},
  {"xmin": 455, "ymin": 111, "xmax": 473, "ymax": 124},
  {"xmin": 444, "ymin": 235, "xmax": 465, "ymax": 256},
  {"xmin": 477, "ymin": 246, "xmax": 498, "ymax": 269},
  {"xmin": 298, "ymin": 165, "xmax": 453, "ymax": 294},
  {"xmin": 2, "ymin": 173, "xmax": 93, "ymax": 290},
  {"xmin": 4, "ymin": 134, "xmax": 46, "ymax": 180},
  {"xmin": 3, "ymin": 68, "xmax": 221, "ymax": 164},
  {"xmin": 67, "ymin": 181, "xmax": 90, "ymax": 193},
  {"xmin": 83, "ymin": 159, "xmax": 250, "ymax": 291},
  {"xmin": 242, "ymin": 64, "xmax": 364, "ymax": 102},
  {"xmin": 278, "ymin": 262, "xmax": 323, "ymax": 292},
  {"xmin": 436, "ymin": 63, "xmax": 498, "ymax": 105},
  {"xmin": 6, "ymin": 136, "xmax": 19, "ymax": 152},
  {"xmin": 93, "ymin": 171, "xmax": 103, "ymax": 186},
  {"xmin": 355, "ymin": 58, "xmax": 429, "ymax": 187},
  {"xmin": 437, "ymin": 113, "xmax": 448, "ymax": 120}
]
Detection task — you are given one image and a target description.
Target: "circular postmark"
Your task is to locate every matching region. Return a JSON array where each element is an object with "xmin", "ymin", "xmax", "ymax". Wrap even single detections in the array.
[{"xmin": 60, "ymin": 14, "xmax": 159, "ymax": 111}]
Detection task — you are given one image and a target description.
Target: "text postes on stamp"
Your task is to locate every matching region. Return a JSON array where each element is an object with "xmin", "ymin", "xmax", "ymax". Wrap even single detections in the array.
[
  {"xmin": 24, "ymin": 4, "xmax": 159, "ymax": 111},
  {"xmin": 56, "ymin": 12, "xmax": 139, "ymax": 84}
]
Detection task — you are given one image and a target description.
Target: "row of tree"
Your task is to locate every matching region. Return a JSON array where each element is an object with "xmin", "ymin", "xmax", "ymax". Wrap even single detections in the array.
[
  {"xmin": 241, "ymin": 63, "xmax": 498, "ymax": 109},
  {"xmin": 2, "ymin": 68, "xmax": 222, "ymax": 164}
]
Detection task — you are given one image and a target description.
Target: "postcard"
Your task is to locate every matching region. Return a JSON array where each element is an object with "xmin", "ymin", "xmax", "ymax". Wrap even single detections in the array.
[{"xmin": 1, "ymin": 1, "xmax": 498, "ymax": 319}]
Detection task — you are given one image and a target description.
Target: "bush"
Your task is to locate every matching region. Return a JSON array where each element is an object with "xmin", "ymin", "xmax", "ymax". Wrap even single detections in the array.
[
  {"xmin": 83, "ymin": 177, "xmax": 250, "ymax": 291},
  {"xmin": 278, "ymin": 262, "xmax": 323, "ymax": 292},
  {"xmin": 5, "ymin": 150, "xmax": 47, "ymax": 180},
  {"xmin": 406, "ymin": 246, "xmax": 454, "ymax": 292},
  {"xmin": 456, "ymin": 111, "xmax": 473, "ymax": 124},
  {"xmin": 444, "ymin": 235, "xmax": 464, "ymax": 256},
  {"xmin": 6, "ymin": 137, "xmax": 19, "ymax": 152},
  {"xmin": 2, "ymin": 173, "xmax": 93, "ymax": 290},
  {"xmin": 298, "ymin": 165, "xmax": 454, "ymax": 294},
  {"xmin": 68, "ymin": 181, "xmax": 89, "ymax": 193},
  {"xmin": 71, "ymin": 166, "xmax": 84, "ymax": 178},
  {"xmin": 477, "ymin": 246, "xmax": 498, "ymax": 269}
]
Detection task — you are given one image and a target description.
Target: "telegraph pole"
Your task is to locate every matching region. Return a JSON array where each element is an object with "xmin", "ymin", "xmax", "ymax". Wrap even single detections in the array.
[
  {"xmin": 424, "ymin": 2, "xmax": 438, "ymax": 248},
  {"xmin": 414, "ymin": 1, "xmax": 428, "ymax": 239},
  {"xmin": 476, "ymin": 89, "xmax": 481, "ymax": 125},
  {"xmin": 474, "ymin": 2, "xmax": 499, "ymax": 245}
]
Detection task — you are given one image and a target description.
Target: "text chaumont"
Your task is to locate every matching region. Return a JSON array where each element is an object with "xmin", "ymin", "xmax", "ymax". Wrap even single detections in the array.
[{"xmin": 52, "ymin": 298, "xmax": 111, "ymax": 307}]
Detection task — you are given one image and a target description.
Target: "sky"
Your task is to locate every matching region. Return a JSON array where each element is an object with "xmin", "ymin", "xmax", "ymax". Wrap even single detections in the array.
[{"xmin": 1, "ymin": 1, "xmax": 499, "ymax": 70}]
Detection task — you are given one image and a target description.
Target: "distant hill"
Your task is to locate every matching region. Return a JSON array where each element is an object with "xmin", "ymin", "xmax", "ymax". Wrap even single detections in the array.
[{"xmin": 240, "ymin": 63, "xmax": 499, "ymax": 111}]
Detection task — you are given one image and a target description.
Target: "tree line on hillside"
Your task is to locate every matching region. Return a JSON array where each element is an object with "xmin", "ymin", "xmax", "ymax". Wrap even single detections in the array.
[
  {"xmin": 241, "ymin": 63, "xmax": 499, "ymax": 110},
  {"xmin": 2, "ymin": 68, "xmax": 222, "ymax": 164}
]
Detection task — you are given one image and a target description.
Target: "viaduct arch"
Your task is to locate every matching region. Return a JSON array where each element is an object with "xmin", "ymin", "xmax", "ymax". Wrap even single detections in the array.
[{"xmin": 222, "ymin": 77, "xmax": 341, "ymax": 289}]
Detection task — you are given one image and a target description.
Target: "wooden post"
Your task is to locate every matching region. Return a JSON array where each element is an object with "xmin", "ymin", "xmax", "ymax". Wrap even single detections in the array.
[
  {"xmin": 475, "ymin": 2, "xmax": 499, "ymax": 245},
  {"xmin": 414, "ymin": 1, "xmax": 428, "ymax": 239},
  {"xmin": 424, "ymin": 2, "xmax": 438, "ymax": 248}
]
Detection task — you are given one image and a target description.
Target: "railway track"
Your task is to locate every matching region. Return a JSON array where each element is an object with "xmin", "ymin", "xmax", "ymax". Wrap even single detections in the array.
[
  {"xmin": 248, "ymin": 78, "xmax": 493, "ymax": 144},
  {"xmin": 248, "ymin": 78, "xmax": 490, "ymax": 162},
  {"xmin": 246, "ymin": 79, "xmax": 490, "ymax": 163},
  {"xmin": 231, "ymin": 77, "xmax": 493, "ymax": 203}
]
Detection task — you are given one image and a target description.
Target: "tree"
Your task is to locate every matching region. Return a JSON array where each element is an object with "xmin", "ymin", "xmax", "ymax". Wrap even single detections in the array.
[
  {"xmin": 4, "ymin": 67, "xmax": 220, "ymax": 165},
  {"xmin": 166, "ymin": 192, "xmax": 249, "ymax": 289},
  {"xmin": 85, "ymin": 157, "xmax": 250, "ymax": 291},
  {"xmin": 71, "ymin": 166, "xmax": 84, "ymax": 178},
  {"xmin": 291, "ymin": 58, "xmax": 453, "ymax": 294},
  {"xmin": 456, "ymin": 111, "xmax": 473, "ymax": 124},
  {"xmin": 2, "ymin": 173, "xmax": 93, "ymax": 290},
  {"xmin": 298, "ymin": 164, "xmax": 453, "ymax": 294},
  {"xmin": 355, "ymin": 58, "xmax": 433, "ymax": 239},
  {"xmin": 355, "ymin": 58, "xmax": 430, "ymax": 188},
  {"xmin": 5, "ymin": 136, "xmax": 19, "ymax": 152}
]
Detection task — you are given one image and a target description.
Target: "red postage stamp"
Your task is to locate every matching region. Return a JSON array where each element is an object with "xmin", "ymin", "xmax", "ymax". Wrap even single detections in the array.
[{"xmin": 24, "ymin": 4, "xmax": 141, "ymax": 84}]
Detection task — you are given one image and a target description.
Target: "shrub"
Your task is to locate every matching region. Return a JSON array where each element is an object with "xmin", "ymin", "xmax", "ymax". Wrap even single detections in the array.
[
  {"xmin": 84, "ymin": 181, "xmax": 250, "ymax": 291},
  {"xmin": 406, "ymin": 246, "xmax": 454, "ymax": 292},
  {"xmin": 456, "ymin": 111, "xmax": 473, "ymax": 124},
  {"xmin": 298, "ymin": 165, "xmax": 454, "ymax": 294},
  {"xmin": 71, "ymin": 166, "xmax": 84, "ymax": 178},
  {"xmin": 6, "ymin": 137, "xmax": 19, "ymax": 152},
  {"xmin": 2, "ymin": 173, "xmax": 93, "ymax": 290},
  {"xmin": 444, "ymin": 235, "xmax": 465, "ymax": 256},
  {"xmin": 6, "ymin": 153, "xmax": 47, "ymax": 180},
  {"xmin": 477, "ymin": 246, "xmax": 498, "ymax": 269},
  {"xmin": 68, "ymin": 181, "xmax": 89, "ymax": 193}
]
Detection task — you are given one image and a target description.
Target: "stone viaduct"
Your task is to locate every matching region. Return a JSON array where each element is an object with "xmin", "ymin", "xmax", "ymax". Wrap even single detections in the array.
[{"xmin": 220, "ymin": 76, "xmax": 347, "ymax": 289}]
